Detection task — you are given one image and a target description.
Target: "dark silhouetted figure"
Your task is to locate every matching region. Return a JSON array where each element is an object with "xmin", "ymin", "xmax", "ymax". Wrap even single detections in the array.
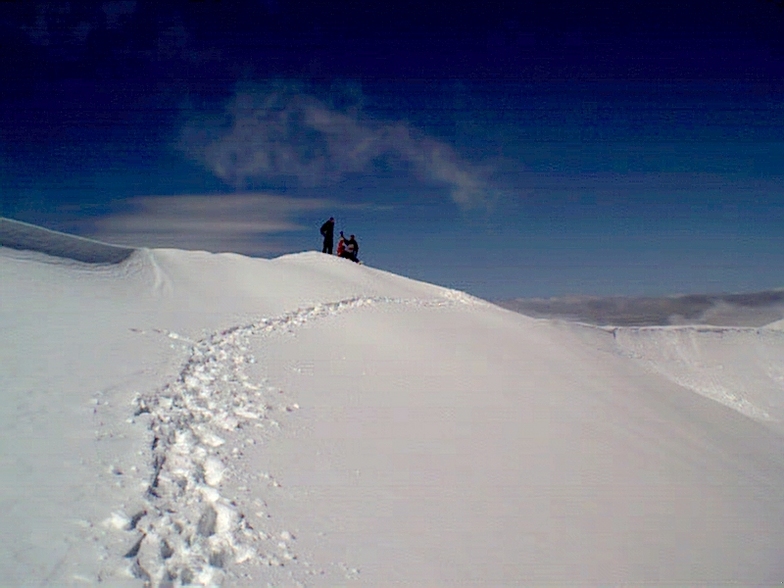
[
  {"xmin": 320, "ymin": 217, "xmax": 335, "ymax": 254},
  {"xmin": 344, "ymin": 234, "xmax": 359, "ymax": 263}
]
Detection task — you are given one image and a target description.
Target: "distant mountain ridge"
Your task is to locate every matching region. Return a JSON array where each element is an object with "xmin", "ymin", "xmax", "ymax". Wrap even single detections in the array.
[{"xmin": 496, "ymin": 291, "xmax": 784, "ymax": 327}]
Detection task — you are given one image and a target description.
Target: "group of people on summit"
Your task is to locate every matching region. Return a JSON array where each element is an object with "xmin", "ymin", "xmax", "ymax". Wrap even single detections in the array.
[{"xmin": 320, "ymin": 217, "xmax": 360, "ymax": 263}]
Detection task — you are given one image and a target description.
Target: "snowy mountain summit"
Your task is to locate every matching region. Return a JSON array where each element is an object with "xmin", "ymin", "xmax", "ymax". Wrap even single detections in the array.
[{"xmin": 2, "ymin": 217, "xmax": 784, "ymax": 587}]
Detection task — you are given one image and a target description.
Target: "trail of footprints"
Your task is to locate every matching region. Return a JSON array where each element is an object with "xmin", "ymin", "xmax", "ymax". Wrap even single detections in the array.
[{"xmin": 116, "ymin": 294, "xmax": 473, "ymax": 587}]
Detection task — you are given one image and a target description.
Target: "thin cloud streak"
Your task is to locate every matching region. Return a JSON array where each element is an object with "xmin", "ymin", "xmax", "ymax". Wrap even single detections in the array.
[
  {"xmin": 180, "ymin": 84, "xmax": 499, "ymax": 209},
  {"xmin": 81, "ymin": 193, "xmax": 333, "ymax": 255}
]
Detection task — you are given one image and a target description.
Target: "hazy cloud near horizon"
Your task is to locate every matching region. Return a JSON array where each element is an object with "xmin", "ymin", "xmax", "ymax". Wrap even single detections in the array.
[
  {"xmin": 498, "ymin": 292, "xmax": 784, "ymax": 327},
  {"xmin": 179, "ymin": 84, "xmax": 500, "ymax": 210},
  {"xmin": 79, "ymin": 193, "xmax": 333, "ymax": 255}
]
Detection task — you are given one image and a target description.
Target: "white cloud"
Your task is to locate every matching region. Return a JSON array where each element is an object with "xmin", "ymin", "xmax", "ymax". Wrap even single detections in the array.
[
  {"xmin": 179, "ymin": 84, "xmax": 499, "ymax": 209},
  {"xmin": 81, "ymin": 193, "xmax": 333, "ymax": 255}
]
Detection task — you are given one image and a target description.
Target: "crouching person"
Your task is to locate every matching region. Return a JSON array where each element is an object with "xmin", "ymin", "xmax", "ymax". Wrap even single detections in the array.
[{"xmin": 344, "ymin": 234, "xmax": 359, "ymax": 263}]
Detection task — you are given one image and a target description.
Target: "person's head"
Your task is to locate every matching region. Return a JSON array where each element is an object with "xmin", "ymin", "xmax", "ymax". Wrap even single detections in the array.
[
  {"xmin": 340, "ymin": 231, "xmax": 344, "ymax": 237},
  {"xmin": 350, "ymin": 234, "xmax": 355, "ymax": 240},
  {"xmin": 329, "ymin": 217, "xmax": 334, "ymax": 222}
]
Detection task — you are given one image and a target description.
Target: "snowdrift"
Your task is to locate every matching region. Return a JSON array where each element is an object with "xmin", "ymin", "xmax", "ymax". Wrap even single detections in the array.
[
  {"xmin": 0, "ymin": 217, "xmax": 134, "ymax": 264},
  {"xmin": 609, "ymin": 324, "xmax": 784, "ymax": 423},
  {"xmin": 2, "ymin": 218, "xmax": 784, "ymax": 587}
]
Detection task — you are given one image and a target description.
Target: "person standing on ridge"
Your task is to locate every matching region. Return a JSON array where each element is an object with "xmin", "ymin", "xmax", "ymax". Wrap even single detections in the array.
[{"xmin": 320, "ymin": 217, "xmax": 335, "ymax": 254}]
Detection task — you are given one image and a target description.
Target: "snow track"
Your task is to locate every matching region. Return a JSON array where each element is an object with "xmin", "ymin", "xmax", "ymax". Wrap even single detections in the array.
[{"xmin": 120, "ymin": 294, "xmax": 472, "ymax": 587}]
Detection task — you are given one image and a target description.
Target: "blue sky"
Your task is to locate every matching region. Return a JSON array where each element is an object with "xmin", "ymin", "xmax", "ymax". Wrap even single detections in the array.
[{"xmin": 2, "ymin": 0, "xmax": 784, "ymax": 299}]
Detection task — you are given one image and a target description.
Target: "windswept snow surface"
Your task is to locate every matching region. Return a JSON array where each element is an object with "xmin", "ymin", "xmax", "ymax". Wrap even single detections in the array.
[
  {"xmin": 2, "ymin": 219, "xmax": 784, "ymax": 586},
  {"xmin": 607, "ymin": 324, "xmax": 784, "ymax": 424}
]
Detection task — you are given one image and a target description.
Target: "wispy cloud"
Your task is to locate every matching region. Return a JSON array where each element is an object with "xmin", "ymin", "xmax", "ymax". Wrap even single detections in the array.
[
  {"xmin": 20, "ymin": 2, "xmax": 136, "ymax": 48},
  {"xmin": 16, "ymin": 2, "xmax": 215, "ymax": 65},
  {"xmin": 102, "ymin": 1, "xmax": 137, "ymax": 29},
  {"xmin": 179, "ymin": 83, "xmax": 499, "ymax": 209},
  {"xmin": 80, "ymin": 193, "xmax": 333, "ymax": 255}
]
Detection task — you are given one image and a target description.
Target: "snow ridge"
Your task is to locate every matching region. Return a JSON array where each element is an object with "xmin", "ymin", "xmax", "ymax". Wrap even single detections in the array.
[
  {"xmin": 608, "ymin": 324, "xmax": 784, "ymax": 422},
  {"xmin": 0, "ymin": 217, "xmax": 134, "ymax": 264},
  {"xmin": 122, "ymin": 294, "xmax": 464, "ymax": 587}
]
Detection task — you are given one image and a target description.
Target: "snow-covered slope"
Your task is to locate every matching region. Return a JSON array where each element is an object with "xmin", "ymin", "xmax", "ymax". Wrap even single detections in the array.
[
  {"xmin": 2, "ymin": 218, "xmax": 784, "ymax": 586},
  {"xmin": 0, "ymin": 217, "xmax": 135, "ymax": 264},
  {"xmin": 608, "ymin": 324, "xmax": 784, "ymax": 423}
]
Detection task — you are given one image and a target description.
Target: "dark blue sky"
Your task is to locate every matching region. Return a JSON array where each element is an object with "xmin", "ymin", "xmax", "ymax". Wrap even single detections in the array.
[{"xmin": 2, "ymin": 0, "xmax": 784, "ymax": 299}]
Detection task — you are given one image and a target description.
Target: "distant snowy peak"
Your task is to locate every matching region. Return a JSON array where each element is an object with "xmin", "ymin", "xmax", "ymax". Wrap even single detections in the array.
[{"xmin": 0, "ymin": 217, "xmax": 135, "ymax": 264}]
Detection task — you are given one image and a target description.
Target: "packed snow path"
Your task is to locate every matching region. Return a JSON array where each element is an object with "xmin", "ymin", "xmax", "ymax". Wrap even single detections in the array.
[{"xmin": 121, "ymin": 293, "xmax": 478, "ymax": 587}]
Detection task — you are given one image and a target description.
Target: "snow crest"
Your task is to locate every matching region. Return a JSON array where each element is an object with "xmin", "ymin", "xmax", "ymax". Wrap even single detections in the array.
[
  {"xmin": 611, "ymin": 325, "xmax": 784, "ymax": 422},
  {"xmin": 120, "ymin": 294, "xmax": 463, "ymax": 586},
  {"xmin": 0, "ymin": 217, "xmax": 134, "ymax": 264}
]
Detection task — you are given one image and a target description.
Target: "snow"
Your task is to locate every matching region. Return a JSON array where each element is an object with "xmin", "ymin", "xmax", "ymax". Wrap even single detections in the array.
[
  {"xmin": 2, "ymin": 217, "xmax": 784, "ymax": 586},
  {"xmin": 608, "ymin": 324, "xmax": 784, "ymax": 422},
  {"xmin": 767, "ymin": 317, "xmax": 784, "ymax": 330}
]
